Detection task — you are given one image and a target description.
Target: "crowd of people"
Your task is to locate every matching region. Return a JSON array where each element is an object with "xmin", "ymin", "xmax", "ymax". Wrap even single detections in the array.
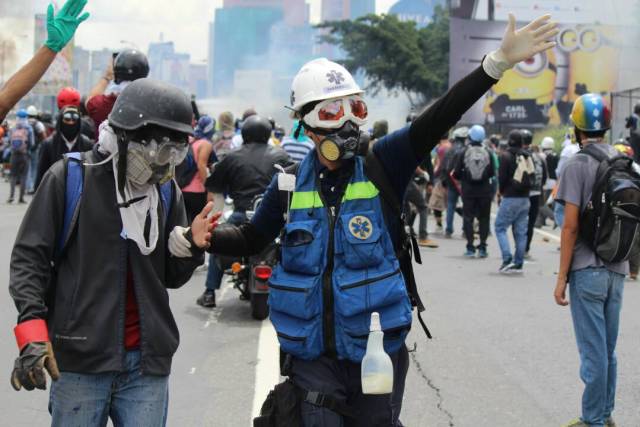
[{"xmin": 1, "ymin": 2, "xmax": 636, "ymax": 426}]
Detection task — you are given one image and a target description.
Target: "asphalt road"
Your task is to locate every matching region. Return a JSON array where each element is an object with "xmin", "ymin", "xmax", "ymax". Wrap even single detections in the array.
[{"xmin": 0, "ymin": 187, "xmax": 639, "ymax": 426}]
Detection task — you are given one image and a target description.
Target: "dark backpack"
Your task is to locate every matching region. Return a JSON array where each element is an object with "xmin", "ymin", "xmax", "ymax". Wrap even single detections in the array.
[
  {"xmin": 56, "ymin": 152, "xmax": 173, "ymax": 261},
  {"xmin": 530, "ymin": 152, "xmax": 545, "ymax": 191},
  {"xmin": 442, "ymin": 143, "xmax": 463, "ymax": 185},
  {"xmin": 579, "ymin": 145, "xmax": 640, "ymax": 263},
  {"xmin": 174, "ymin": 144, "xmax": 198, "ymax": 189}
]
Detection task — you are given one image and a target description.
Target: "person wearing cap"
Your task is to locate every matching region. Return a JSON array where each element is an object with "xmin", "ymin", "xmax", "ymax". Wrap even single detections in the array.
[
  {"xmin": 8, "ymin": 79, "xmax": 215, "ymax": 425},
  {"xmin": 206, "ymin": 14, "xmax": 558, "ymax": 425},
  {"xmin": 442, "ymin": 126, "xmax": 468, "ymax": 237},
  {"xmin": 34, "ymin": 105, "xmax": 93, "ymax": 190},
  {"xmin": 452, "ymin": 124, "xmax": 495, "ymax": 258},
  {"xmin": 554, "ymin": 94, "xmax": 624, "ymax": 427},
  {"xmin": 0, "ymin": 0, "xmax": 88, "ymax": 124},
  {"xmin": 86, "ymin": 49, "xmax": 150, "ymax": 135}
]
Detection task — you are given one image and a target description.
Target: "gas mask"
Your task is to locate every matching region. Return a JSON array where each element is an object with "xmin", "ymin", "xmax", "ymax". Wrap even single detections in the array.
[
  {"xmin": 126, "ymin": 137, "xmax": 188, "ymax": 187},
  {"xmin": 317, "ymin": 121, "xmax": 361, "ymax": 162},
  {"xmin": 59, "ymin": 108, "xmax": 81, "ymax": 142}
]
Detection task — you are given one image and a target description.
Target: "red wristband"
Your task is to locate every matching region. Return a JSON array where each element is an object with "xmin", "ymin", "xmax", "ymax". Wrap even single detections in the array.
[{"xmin": 14, "ymin": 319, "xmax": 49, "ymax": 351}]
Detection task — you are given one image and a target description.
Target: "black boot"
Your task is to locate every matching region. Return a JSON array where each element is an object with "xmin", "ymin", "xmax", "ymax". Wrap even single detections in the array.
[{"xmin": 196, "ymin": 290, "xmax": 216, "ymax": 308}]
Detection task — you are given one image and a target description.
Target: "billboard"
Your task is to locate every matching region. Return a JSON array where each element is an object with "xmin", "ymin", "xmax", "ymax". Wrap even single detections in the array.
[{"xmin": 449, "ymin": 17, "xmax": 639, "ymax": 127}]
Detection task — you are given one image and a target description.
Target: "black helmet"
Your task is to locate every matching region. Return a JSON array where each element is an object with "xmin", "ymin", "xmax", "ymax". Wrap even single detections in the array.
[
  {"xmin": 508, "ymin": 129, "xmax": 524, "ymax": 148},
  {"xmin": 108, "ymin": 78, "xmax": 193, "ymax": 135},
  {"xmin": 241, "ymin": 115, "xmax": 272, "ymax": 144},
  {"xmin": 521, "ymin": 129, "xmax": 533, "ymax": 146},
  {"xmin": 114, "ymin": 50, "xmax": 150, "ymax": 84}
]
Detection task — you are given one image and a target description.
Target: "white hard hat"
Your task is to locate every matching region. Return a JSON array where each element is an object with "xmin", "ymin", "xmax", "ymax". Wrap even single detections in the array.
[
  {"xmin": 290, "ymin": 58, "xmax": 363, "ymax": 112},
  {"xmin": 541, "ymin": 136, "xmax": 555, "ymax": 150},
  {"xmin": 452, "ymin": 126, "xmax": 469, "ymax": 140},
  {"xmin": 26, "ymin": 105, "xmax": 38, "ymax": 117}
]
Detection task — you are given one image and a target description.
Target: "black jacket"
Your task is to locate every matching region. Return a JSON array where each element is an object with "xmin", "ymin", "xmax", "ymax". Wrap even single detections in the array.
[
  {"xmin": 499, "ymin": 146, "xmax": 530, "ymax": 198},
  {"xmin": 205, "ymin": 142, "xmax": 291, "ymax": 211},
  {"xmin": 35, "ymin": 131, "xmax": 93, "ymax": 190},
  {"xmin": 10, "ymin": 148, "xmax": 203, "ymax": 376}
]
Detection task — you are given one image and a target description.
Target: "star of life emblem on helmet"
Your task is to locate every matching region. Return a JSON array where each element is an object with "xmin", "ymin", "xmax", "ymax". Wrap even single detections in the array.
[
  {"xmin": 326, "ymin": 70, "xmax": 345, "ymax": 85},
  {"xmin": 349, "ymin": 215, "xmax": 373, "ymax": 240}
]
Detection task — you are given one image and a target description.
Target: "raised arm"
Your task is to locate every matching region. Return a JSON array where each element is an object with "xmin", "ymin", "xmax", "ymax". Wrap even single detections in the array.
[
  {"xmin": 0, "ymin": 0, "xmax": 89, "ymax": 122},
  {"xmin": 409, "ymin": 14, "xmax": 558, "ymax": 159}
]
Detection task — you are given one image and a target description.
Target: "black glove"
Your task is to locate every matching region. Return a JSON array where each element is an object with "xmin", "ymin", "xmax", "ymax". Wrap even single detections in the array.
[{"xmin": 11, "ymin": 342, "xmax": 60, "ymax": 391}]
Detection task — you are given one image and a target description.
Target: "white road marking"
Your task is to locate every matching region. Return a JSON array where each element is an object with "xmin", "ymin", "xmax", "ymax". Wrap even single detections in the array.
[
  {"xmin": 189, "ymin": 367, "xmax": 196, "ymax": 374},
  {"xmin": 250, "ymin": 319, "xmax": 280, "ymax": 423},
  {"xmin": 202, "ymin": 279, "xmax": 234, "ymax": 329}
]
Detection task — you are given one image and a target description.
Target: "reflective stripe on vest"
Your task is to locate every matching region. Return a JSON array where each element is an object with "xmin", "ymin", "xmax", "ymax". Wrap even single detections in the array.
[{"xmin": 269, "ymin": 154, "xmax": 412, "ymax": 363}]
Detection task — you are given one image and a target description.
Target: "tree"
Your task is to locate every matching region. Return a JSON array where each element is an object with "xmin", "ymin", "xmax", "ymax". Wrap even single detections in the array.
[{"xmin": 317, "ymin": 7, "xmax": 450, "ymax": 108}]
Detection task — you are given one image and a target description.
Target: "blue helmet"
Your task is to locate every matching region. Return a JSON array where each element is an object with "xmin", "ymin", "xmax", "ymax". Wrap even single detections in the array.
[
  {"xmin": 16, "ymin": 109, "xmax": 28, "ymax": 119},
  {"xmin": 195, "ymin": 115, "xmax": 216, "ymax": 140},
  {"xmin": 468, "ymin": 124, "xmax": 486, "ymax": 143}
]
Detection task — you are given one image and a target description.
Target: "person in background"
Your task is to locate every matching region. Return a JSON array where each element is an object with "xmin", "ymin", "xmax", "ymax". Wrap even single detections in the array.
[
  {"xmin": 79, "ymin": 95, "xmax": 97, "ymax": 141},
  {"xmin": 35, "ymin": 105, "xmax": 93, "ymax": 190},
  {"xmin": 182, "ymin": 116, "xmax": 215, "ymax": 222},
  {"xmin": 231, "ymin": 108, "xmax": 258, "ymax": 148},
  {"xmin": 443, "ymin": 127, "xmax": 468, "ymax": 237},
  {"xmin": 0, "ymin": 0, "xmax": 88, "ymax": 123},
  {"xmin": 453, "ymin": 124, "xmax": 495, "ymax": 258},
  {"xmin": 431, "ymin": 132, "xmax": 452, "ymax": 232},
  {"xmin": 7, "ymin": 110, "xmax": 34, "ymax": 204},
  {"xmin": 281, "ymin": 120, "xmax": 315, "ymax": 162},
  {"xmin": 538, "ymin": 136, "xmax": 557, "ymax": 227},
  {"xmin": 86, "ymin": 49, "xmax": 150, "ymax": 134},
  {"xmin": 212, "ymin": 111, "xmax": 236, "ymax": 160},
  {"xmin": 56, "ymin": 86, "xmax": 81, "ymax": 110},
  {"xmin": 522, "ymin": 129, "xmax": 547, "ymax": 258},
  {"xmin": 25, "ymin": 106, "xmax": 47, "ymax": 194},
  {"xmin": 495, "ymin": 130, "xmax": 533, "ymax": 274}
]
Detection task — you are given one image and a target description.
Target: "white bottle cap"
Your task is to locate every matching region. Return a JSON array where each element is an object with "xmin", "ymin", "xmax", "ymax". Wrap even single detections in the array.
[{"xmin": 370, "ymin": 312, "xmax": 381, "ymax": 332}]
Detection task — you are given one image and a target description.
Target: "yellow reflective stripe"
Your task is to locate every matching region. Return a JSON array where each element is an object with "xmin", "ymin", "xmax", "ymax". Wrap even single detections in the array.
[
  {"xmin": 290, "ymin": 191, "xmax": 324, "ymax": 210},
  {"xmin": 343, "ymin": 181, "xmax": 379, "ymax": 201}
]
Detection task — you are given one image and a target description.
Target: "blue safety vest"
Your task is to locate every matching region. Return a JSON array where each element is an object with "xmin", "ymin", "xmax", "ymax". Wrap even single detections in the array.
[{"xmin": 268, "ymin": 153, "xmax": 413, "ymax": 362}]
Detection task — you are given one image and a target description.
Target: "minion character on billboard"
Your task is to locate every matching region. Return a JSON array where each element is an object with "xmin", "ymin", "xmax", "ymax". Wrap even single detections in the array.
[
  {"xmin": 483, "ymin": 50, "xmax": 560, "ymax": 125},
  {"xmin": 555, "ymin": 25, "xmax": 619, "ymax": 123}
]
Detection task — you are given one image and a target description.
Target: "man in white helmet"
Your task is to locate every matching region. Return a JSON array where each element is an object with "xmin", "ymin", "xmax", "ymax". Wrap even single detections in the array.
[
  {"xmin": 211, "ymin": 14, "xmax": 558, "ymax": 426},
  {"xmin": 25, "ymin": 105, "xmax": 47, "ymax": 194}
]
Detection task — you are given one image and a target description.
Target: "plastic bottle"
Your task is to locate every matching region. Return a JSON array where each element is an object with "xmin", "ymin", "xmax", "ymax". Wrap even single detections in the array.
[{"xmin": 361, "ymin": 312, "xmax": 394, "ymax": 394}]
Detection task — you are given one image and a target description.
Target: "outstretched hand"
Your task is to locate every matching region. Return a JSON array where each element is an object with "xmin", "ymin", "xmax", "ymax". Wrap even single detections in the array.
[
  {"xmin": 45, "ymin": 0, "xmax": 90, "ymax": 53},
  {"xmin": 499, "ymin": 14, "xmax": 559, "ymax": 66},
  {"xmin": 190, "ymin": 204, "xmax": 221, "ymax": 249}
]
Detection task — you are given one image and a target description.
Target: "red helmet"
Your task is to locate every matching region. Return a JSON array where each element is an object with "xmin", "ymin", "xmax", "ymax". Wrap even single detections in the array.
[{"xmin": 57, "ymin": 87, "xmax": 81, "ymax": 109}]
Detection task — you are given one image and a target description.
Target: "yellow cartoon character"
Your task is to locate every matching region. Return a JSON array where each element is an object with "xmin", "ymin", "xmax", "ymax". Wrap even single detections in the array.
[{"xmin": 484, "ymin": 50, "xmax": 560, "ymax": 125}]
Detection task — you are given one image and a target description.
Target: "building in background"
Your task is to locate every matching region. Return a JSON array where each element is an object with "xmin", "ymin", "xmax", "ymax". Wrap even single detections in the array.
[
  {"xmin": 389, "ymin": 0, "xmax": 446, "ymax": 27},
  {"xmin": 148, "ymin": 40, "xmax": 193, "ymax": 95}
]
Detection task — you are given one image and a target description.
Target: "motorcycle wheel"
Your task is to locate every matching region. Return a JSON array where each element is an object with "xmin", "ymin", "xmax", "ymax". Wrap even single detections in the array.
[{"xmin": 250, "ymin": 292, "xmax": 269, "ymax": 320}]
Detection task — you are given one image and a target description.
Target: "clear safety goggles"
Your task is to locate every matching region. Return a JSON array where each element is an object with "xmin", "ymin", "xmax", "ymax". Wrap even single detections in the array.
[
  {"xmin": 302, "ymin": 95, "xmax": 368, "ymax": 129},
  {"xmin": 62, "ymin": 110, "xmax": 80, "ymax": 123},
  {"xmin": 129, "ymin": 137, "xmax": 188, "ymax": 166}
]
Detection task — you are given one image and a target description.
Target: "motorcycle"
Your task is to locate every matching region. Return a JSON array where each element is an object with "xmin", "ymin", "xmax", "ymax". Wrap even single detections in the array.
[{"xmin": 218, "ymin": 196, "xmax": 277, "ymax": 320}]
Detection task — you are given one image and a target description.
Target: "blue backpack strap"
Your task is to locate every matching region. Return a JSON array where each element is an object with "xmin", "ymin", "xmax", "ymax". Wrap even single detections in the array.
[
  {"xmin": 159, "ymin": 181, "xmax": 174, "ymax": 223},
  {"xmin": 57, "ymin": 152, "xmax": 84, "ymax": 259}
]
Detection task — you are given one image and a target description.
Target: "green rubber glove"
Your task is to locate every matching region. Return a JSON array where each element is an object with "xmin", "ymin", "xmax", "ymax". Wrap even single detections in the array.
[{"xmin": 44, "ymin": 0, "xmax": 90, "ymax": 53}]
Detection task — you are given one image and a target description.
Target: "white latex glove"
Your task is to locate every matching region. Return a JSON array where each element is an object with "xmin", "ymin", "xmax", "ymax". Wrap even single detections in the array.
[
  {"xmin": 483, "ymin": 13, "xmax": 559, "ymax": 80},
  {"xmin": 168, "ymin": 226, "xmax": 193, "ymax": 258}
]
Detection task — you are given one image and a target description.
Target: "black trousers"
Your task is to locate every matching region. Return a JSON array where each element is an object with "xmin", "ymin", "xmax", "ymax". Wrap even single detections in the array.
[
  {"xmin": 290, "ymin": 346, "xmax": 409, "ymax": 427},
  {"xmin": 462, "ymin": 196, "xmax": 492, "ymax": 251},
  {"xmin": 526, "ymin": 195, "xmax": 541, "ymax": 252}
]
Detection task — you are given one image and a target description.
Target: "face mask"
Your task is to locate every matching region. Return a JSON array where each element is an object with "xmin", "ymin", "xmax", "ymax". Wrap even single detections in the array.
[
  {"xmin": 317, "ymin": 121, "xmax": 360, "ymax": 162},
  {"xmin": 60, "ymin": 121, "xmax": 81, "ymax": 142},
  {"xmin": 126, "ymin": 141, "xmax": 185, "ymax": 187}
]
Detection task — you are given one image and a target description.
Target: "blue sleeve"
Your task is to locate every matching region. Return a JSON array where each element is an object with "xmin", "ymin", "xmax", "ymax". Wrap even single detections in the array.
[
  {"xmin": 250, "ymin": 175, "xmax": 286, "ymax": 241},
  {"xmin": 372, "ymin": 126, "xmax": 419, "ymax": 201}
]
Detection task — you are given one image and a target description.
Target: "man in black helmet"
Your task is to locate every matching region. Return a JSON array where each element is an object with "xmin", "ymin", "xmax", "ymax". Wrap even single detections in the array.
[
  {"xmin": 9, "ymin": 78, "xmax": 215, "ymax": 426},
  {"xmin": 86, "ymin": 49, "xmax": 150, "ymax": 135},
  {"xmin": 197, "ymin": 115, "xmax": 291, "ymax": 307}
]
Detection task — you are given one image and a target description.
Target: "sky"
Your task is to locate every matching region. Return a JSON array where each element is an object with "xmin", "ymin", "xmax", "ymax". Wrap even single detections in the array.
[{"xmin": 1, "ymin": 0, "xmax": 397, "ymax": 63}]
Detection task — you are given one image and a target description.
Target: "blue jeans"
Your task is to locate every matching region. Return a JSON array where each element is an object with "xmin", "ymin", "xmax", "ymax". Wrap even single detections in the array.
[
  {"xmin": 494, "ymin": 197, "xmax": 530, "ymax": 265},
  {"xmin": 27, "ymin": 147, "xmax": 39, "ymax": 192},
  {"xmin": 445, "ymin": 186, "xmax": 460, "ymax": 235},
  {"xmin": 554, "ymin": 201, "xmax": 565, "ymax": 228},
  {"xmin": 205, "ymin": 211, "xmax": 247, "ymax": 291},
  {"xmin": 49, "ymin": 350, "xmax": 169, "ymax": 427},
  {"xmin": 569, "ymin": 268, "xmax": 624, "ymax": 426}
]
